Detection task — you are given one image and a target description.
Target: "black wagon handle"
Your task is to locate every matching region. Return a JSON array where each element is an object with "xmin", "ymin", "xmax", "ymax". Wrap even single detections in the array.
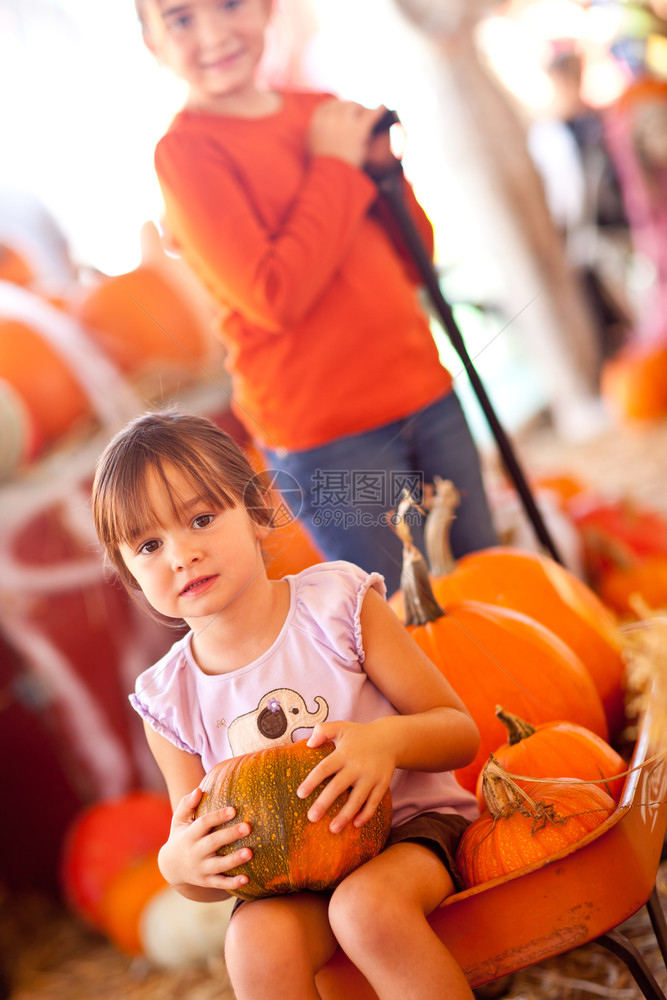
[{"xmin": 375, "ymin": 163, "xmax": 564, "ymax": 566}]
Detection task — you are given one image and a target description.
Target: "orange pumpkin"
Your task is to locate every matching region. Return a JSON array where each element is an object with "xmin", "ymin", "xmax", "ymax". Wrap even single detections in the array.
[
  {"xmin": 0, "ymin": 319, "xmax": 91, "ymax": 444},
  {"xmin": 60, "ymin": 791, "xmax": 172, "ymax": 928},
  {"xmin": 456, "ymin": 757, "xmax": 617, "ymax": 888},
  {"xmin": 260, "ymin": 515, "xmax": 324, "ymax": 579},
  {"xmin": 474, "ymin": 707, "xmax": 627, "ymax": 810},
  {"xmin": 435, "ymin": 549, "xmax": 625, "ymax": 736},
  {"xmin": 597, "ymin": 554, "xmax": 667, "ymax": 618},
  {"xmin": 533, "ymin": 473, "xmax": 587, "ymax": 508},
  {"xmin": 396, "ymin": 527, "xmax": 608, "ymax": 793},
  {"xmin": 73, "ymin": 265, "xmax": 210, "ymax": 375},
  {"xmin": 566, "ymin": 493, "xmax": 667, "ymax": 583},
  {"xmin": 99, "ymin": 850, "xmax": 167, "ymax": 955},
  {"xmin": 195, "ymin": 740, "xmax": 392, "ymax": 901},
  {"xmin": 600, "ymin": 338, "xmax": 667, "ymax": 423},
  {"xmin": 243, "ymin": 440, "xmax": 323, "ymax": 579},
  {"xmin": 0, "ymin": 244, "xmax": 33, "ymax": 286},
  {"xmin": 392, "ymin": 482, "xmax": 626, "ymax": 737}
]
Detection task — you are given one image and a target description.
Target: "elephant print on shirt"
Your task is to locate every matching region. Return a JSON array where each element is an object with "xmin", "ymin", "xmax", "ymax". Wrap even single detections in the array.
[{"xmin": 227, "ymin": 688, "xmax": 329, "ymax": 756}]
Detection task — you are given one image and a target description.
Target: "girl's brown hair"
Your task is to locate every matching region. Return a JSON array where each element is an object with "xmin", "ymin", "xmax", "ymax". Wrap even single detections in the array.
[{"xmin": 92, "ymin": 410, "xmax": 273, "ymax": 594}]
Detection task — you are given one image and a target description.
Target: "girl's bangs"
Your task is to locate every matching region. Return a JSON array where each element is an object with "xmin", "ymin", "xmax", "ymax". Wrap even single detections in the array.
[
  {"xmin": 109, "ymin": 452, "xmax": 240, "ymax": 545},
  {"xmin": 105, "ymin": 459, "xmax": 163, "ymax": 545}
]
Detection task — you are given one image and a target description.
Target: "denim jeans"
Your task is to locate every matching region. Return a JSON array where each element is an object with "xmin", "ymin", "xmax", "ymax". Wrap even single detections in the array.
[{"xmin": 263, "ymin": 392, "xmax": 497, "ymax": 595}]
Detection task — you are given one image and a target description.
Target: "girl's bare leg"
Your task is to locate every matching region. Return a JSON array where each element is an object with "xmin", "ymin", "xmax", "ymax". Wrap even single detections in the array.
[
  {"xmin": 224, "ymin": 891, "xmax": 337, "ymax": 1000},
  {"xmin": 328, "ymin": 841, "xmax": 474, "ymax": 1000}
]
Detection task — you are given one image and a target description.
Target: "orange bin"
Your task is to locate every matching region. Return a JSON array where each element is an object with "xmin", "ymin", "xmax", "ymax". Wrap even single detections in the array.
[{"xmin": 316, "ymin": 690, "xmax": 667, "ymax": 999}]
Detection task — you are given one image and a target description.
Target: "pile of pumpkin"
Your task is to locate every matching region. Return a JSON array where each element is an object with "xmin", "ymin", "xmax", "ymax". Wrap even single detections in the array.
[
  {"xmin": 383, "ymin": 479, "xmax": 633, "ymax": 888},
  {"xmin": 0, "ymin": 221, "xmax": 221, "ymax": 482},
  {"xmin": 536, "ymin": 473, "xmax": 667, "ymax": 621},
  {"xmin": 59, "ymin": 790, "xmax": 235, "ymax": 966}
]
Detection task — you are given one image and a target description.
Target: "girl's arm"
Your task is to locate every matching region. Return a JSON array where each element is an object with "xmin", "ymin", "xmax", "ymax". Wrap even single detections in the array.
[
  {"xmin": 155, "ymin": 101, "xmax": 393, "ymax": 331},
  {"xmin": 297, "ymin": 587, "xmax": 480, "ymax": 832},
  {"xmin": 143, "ymin": 723, "xmax": 253, "ymax": 901}
]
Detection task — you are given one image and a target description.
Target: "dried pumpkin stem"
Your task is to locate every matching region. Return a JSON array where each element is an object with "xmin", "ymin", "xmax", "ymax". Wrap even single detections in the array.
[
  {"xmin": 481, "ymin": 755, "xmax": 539, "ymax": 817},
  {"xmin": 390, "ymin": 498, "xmax": 446, "ymax": 627},
  {"xmin": 401, "ymin": 538, "xmax": 446, "ymax": 626},
  {"xmin": 424, "ymin": 477, "xmax": 460, "ymax": 577},
  {"xmin": 495, "ymin": 705, "xmax": 536, "ymax": 745},
  {"xmin": 481, "ymin": 757, "xmax": 602, "ymax": 836}
]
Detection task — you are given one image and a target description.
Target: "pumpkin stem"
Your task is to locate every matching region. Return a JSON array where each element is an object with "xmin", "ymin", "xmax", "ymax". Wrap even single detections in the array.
[
  {"xmin": 495, "ymin": 705, "xmax": 537, "ymax": 746},
  {"xmin": 424, "ymin": 477, "xmax": 460, "ymax": 577},
  {"xmin": 390, "ymin": 495, "xmax": 445, "ymax": 626},
  {"xmin": 481, "ymin": 755, "xmax": 539, "ymax": 818}
]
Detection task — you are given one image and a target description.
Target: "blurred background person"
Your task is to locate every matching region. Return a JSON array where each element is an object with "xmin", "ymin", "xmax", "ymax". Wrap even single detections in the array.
[{"xmin": 528, "ymin": 47, "xmax": 633, "ymax": 372}]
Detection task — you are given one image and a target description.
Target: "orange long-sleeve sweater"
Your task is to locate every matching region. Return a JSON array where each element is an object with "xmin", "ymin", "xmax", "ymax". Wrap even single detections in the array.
[{"xmin": 155, "ymin": 90, "xmax": 452, "ymax": 451}]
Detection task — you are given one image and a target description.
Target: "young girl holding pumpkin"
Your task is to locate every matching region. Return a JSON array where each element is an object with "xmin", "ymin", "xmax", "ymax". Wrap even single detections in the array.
[
  {"xmin": 131, "ymin": 0, "xmax": 497, "ymax": 594},
  {"xmin": 92, "ymin": 409, "xmax": 480, "ymax": 1000}
]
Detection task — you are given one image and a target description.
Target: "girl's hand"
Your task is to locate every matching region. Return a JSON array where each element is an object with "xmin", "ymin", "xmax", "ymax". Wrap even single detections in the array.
[
  {"xmin": 158, "ymin": 787, "xmax": 253, "ymax": 896},
  {"xmin": 308, "ymin": 100, "xmax": 392, "ymax": 169},
  {"xmin": 296, "ymin": 720, "xmax": 395, "ymax": 833}
]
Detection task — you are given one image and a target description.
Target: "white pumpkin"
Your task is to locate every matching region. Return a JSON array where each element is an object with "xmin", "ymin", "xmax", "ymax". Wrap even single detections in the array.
[{"xmin": 140, "ymin": 887, "xmax": 235, "ymax": 969}]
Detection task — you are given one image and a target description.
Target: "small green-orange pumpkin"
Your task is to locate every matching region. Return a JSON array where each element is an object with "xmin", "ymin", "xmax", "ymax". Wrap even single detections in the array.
[
  {"xmin": 456, "ymin": 757, "xmax": 616, "ymax": 888},
  {"xmin": 195, "ymin": 739, "xmax": 392, "ymax": 901}
]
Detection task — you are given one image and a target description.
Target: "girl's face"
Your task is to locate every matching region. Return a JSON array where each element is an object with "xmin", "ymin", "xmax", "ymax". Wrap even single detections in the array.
[
  {"xmin": 144, "ymin": 0, "xmax": 272, "ymax": 111},
  {"xmin": 118, "ymin": 463, "xmax": 269, "ymax": 626}
]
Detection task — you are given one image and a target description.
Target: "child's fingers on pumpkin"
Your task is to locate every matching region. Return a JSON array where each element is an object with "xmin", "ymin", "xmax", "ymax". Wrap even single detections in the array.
[
  {"xmin": 309, "ymin": 769, "xmax": 368, "ymax": 826},
  {"xmin": 224, "ymin": 875, "xmax": 249, "ymax": 891},
  {"xmin": 172, "ymin": 787, "xmax": 204, "ymax": 823},
  {"xmin": 192, "ymin": 805, "xmax": 237, "ymax": 836},
  {"xmin": 219, "ymin": 872, "xmax": 249, "ymax": 891},
  {"xmin": 215, "ymin": 845, "xmax": 253, "ymax": 874},
  {"xmin": 303, "ymin": 773, "xmax": 347, "ymax": 822},
  {"xmin": 327, "ymin": 781, "xmax": 377, "ymax": 832},
  {"xmin": 297, "ymin": 752, "xmax": 338, "ymax": 799},
  {"xmin": 352, "ymin": 785, "xmax": 388, "ymax": 828},
  {"xmin": 210, "ymin": 821, "xmax": 251, "ymax": 851},
  {"xmin": 306, "ymin": 722, "xmax": 335, "ymax": 748},
  {"xmin": 208, "ymin": 805, "xmax": 237, "ymax": 826}
]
